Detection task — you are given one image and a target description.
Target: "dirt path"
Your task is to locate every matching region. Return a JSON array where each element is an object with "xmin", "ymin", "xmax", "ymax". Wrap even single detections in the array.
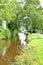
[{"xmin": 35, "ymin": 33, "xmax": 43, "ymax": 38}]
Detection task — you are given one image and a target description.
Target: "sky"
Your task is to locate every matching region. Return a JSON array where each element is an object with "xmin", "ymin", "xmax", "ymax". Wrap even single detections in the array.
[
  {"xmin": 17, "ymin": 0, "xmax": 25, "ymax": 2},
  {"xmin": 40, "ymin": 0, "xmax": 43, "ymax": 7},
  {"xmin": 9, "ymin": 0, "xmax": 43, "ymax": 8},
  {"xmin": 17, "ymin": 0, "xmax": 43, "ymax": 8}
]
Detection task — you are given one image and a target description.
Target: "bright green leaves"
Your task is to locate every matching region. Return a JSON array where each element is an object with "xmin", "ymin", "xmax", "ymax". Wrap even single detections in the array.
[{"xmin": 0, "ymin": 0, "xmax": 17, "ymax": 23}]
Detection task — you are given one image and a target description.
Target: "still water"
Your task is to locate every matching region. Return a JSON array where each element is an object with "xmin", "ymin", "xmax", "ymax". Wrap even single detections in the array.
[{"xmin": 0, "ymin": 39, "xmax": 22, "ymax": 65}]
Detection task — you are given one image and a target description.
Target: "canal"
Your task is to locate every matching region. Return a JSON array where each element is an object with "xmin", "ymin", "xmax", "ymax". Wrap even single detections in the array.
[{"xmin": 0, "ymin": 39, "xmax": 22, "ymax": 65}]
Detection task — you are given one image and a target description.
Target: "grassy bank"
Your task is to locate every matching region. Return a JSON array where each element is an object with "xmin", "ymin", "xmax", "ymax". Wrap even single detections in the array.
[{"xmin": 14, "ymin": 34, "xmax": 43, "ymax": 65}]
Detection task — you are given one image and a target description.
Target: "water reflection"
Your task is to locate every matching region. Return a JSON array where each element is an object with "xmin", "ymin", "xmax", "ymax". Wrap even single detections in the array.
[
  {"xmin": 2, "ymin": 47, "xmax": 6, "ymax": 58},
  {"xmin": 0, "ymin": 39, "xmax": 22, "ymax": 65}
]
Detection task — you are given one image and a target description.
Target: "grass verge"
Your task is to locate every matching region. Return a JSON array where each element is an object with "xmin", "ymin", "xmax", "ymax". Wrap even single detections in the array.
[{"xmin": 14, "ymin": 34, "xmax": 43, "ymax": 65}]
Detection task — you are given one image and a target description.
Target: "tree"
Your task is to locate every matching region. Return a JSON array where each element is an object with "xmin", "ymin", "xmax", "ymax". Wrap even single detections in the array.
[
  {"xmin": 22, "ymin": 0, "xmax": 43, "ymax": 33},
  {"xmin": 0, "ymin": 0, "xmax": 43, "ymax": 39}
]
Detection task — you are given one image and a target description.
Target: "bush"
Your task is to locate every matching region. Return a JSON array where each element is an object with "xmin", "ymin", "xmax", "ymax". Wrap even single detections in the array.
[
  {"xmin": 0, "ymin": 26, "xmax": 11, "ymax": 39},
  {"xmin": 12, "ymin": 29, "xmax": 19, "ymax": 39},
  {"xmin": 4, "ymin": 28, "xmax": 11, "ymax": 38}
]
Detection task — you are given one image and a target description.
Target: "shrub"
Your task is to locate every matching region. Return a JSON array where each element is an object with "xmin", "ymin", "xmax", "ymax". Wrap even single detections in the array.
[{"xmin": 0, "ymin": 26, "xmax": 11, "ymax": 39}]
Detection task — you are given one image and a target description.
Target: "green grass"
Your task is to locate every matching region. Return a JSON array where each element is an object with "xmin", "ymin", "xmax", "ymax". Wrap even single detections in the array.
[
  {"xmin": 14, "ymin": 34, "xmax": 43, "ymax": 65},
  {"xmin": 28, "ymin": 34, "xmax": 43, "ymax": 65}
]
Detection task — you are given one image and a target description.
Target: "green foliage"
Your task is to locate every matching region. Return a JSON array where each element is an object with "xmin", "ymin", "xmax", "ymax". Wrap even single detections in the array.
[
  {"xmin": 0, "ymin": 26, "xmax": 11, "ymax": 39},
  {"xmin": 23, "ymin": 0, "xmax": 43, "ymax": 33},
  {"xmin": 12, "ymin": 29, "xmax": 19, "ymax": 40},
  {"xmin": 0, "ymin": 26, "xmax": 5, "ymax": 39},
  {"xmin": 0, "ymin": 0, "xmax": 18, "ymax": 23},
  {"xmin": 4, "ymin": 28, "xmax": 11, "ymax": 38},
  {"xmin": 0, "ymin": 0, "xmax": 43, "ymax": 39}
]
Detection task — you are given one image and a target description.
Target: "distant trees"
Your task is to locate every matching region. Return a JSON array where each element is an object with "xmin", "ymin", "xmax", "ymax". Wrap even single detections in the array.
[
  {"xmin": 0, "ymin": 0, "xmax": 43, "ymax": 39},
  {"xmin": 23, "ymin": 0, "xmax": 43, "ymax": 33}
]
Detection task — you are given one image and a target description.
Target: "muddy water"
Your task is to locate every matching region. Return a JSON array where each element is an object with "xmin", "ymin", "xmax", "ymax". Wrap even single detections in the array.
[{"xmin": 0, "ymin": 39, "xmax": 22, "ymax": 65}]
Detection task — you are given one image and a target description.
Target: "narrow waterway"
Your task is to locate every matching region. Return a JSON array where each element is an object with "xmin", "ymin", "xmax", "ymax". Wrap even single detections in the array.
[{"xmin": 0, "ymin": 39, "xmax": 22, "ymax": 65}]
